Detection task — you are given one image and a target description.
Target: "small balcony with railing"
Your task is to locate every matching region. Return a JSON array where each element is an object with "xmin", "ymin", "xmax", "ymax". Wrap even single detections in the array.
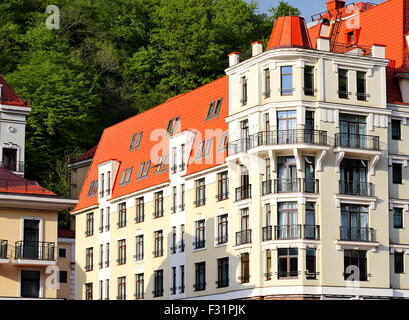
[
  {"xmin": 339, "ymin": 226, "xmax": 376, "ymax": 243},
  {"xmin": 339, "ymin": 180, "xmax": 374, "ymax": 197},
  {"xmin": 13, "ymin": 241, "xmax": 56, "ymax": 265},
  {"xmin": 335, "ymin": 133, "xmax": 380, "ymax": 151},
  {"xmin": 235, "ymin": 229, "xmax": 252, "ymax": 246},
  {"xmin": 262, "ymin": 178, "xmax": 319, "ymax": 195},
  {"xmin": 0, "ymin": 240, "xmax": 8, "ymax": 263},
  {"xmin": 235, "ymin": 185, "xmax": 251, "ymax": 202},
  {"xmin": 264, "ymin": 225, "xmax": 320, "ymax": 241}
]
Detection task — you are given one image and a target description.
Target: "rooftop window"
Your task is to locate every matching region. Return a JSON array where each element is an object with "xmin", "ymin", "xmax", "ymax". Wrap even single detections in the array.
[
  {"xmin": 129, "ymin": 132, "xmax": 142, "ymax": 151},
  {"xmin": 206, "ymin": 98, "xmax": 223, "ymax": 120}
]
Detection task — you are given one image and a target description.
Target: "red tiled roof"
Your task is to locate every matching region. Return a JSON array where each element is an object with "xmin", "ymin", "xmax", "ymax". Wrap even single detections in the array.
[
  {"xmin": 73, "ymin": 76, "xmax": 228, "ymax": 212},
  {"xmin": 0, "ymin": 166, "xmax": 56, "ymax": 196},
  {"xmin": 58, "ymin": 229, "xmax": 75, "ymax": 238},
  {"xmin": 308, "ymin": 0, "xmax": 407, "ymax": 104},
  {"xmin": 0, "ymin": 75, "xmax": 30, "ymax": 107},
  {"xmin": 267, "ymin": 16, "xmax": 312, "ymax": 50},
  {"xmin": 70, "ymin": 145, "xmax": 97, "ymax": 164}
]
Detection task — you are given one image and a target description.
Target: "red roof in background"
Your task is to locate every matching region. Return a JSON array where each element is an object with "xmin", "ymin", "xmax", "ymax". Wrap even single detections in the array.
[
  {"xmin": 70, "ymin": 145, "xmax": 97, "ymax": 164},
  {"xmin": 73, "ymin": 76, "xmax": 228, "ymax": 212},
  {"xmin": 58, "ymin": 229, "xmax": 75, "ymax": 238},
  {"xmin": 308, "ymin": 0, "xmax": 408, "ymax": 104},
  {"xmin": 0, "ymin": 75, "xmax": 30, "ymax": 107},
  {"xmin": 267, "ymin": 16, "xmax": 312, "ymax": 50},
  {"xmin": 0, "ymin": 166, "xmax": 56, "ymax": 196}
]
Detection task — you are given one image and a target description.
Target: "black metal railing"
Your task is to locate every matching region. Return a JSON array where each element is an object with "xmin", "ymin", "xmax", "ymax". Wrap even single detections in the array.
[
  {"xmin": 0, "ymin": 161, "xmax": 24, "ymax": 173},
  {"xmin": 152, "ymin": 289, "xmax": 164, "ymax": 297},
  {"xmin": 274, "ymin": 225, "xmax": 320, "ymax": 240},
  {"xmin": 216, "ymin": 235, "xmax": 228, "ymax": 245},
  {"xmin": 153, "ymin": 249, "xmax": 163, "ymax": 257},
  {"xmin": 193, "ymin": 240, "xmax": 206, "ymax": 250},
  {"xmin": 235, "ymin": 185, "xmax": 251, "ymax": 201},
  {"xmin": 274, "ymin": 178, "xmax": 319, "ymax": 193},
  {"xmin": 153, "ymin": 210, "xmax": 164, "ymax": 218},
  {"xmin": 262, "ymin": 180, "xmax": 272, "ymax": 195},
  {"xmin": 227, "ymin": 138, "xmax": 250, "ymax": 156},
  {"xmin": 216, "ymin": 192, "xmax": 229, "ymax": 201},
  {"xmin": 133, "ymin": 254, "xmax": 144, "ymax": 261},
  {"xmin": 235, "ymin": 229, "xmax": 252, "ymax": 245},
  {"xmin": 249, "ymin": 130, "xmax": 328, "ymax": 149},
  {"xmin": 116, "ymin": 257, "xmax": 126, "ymax": 265},
  {"xmin": 193, "ymin": 198, "xmax": 206, "ymax": 207},
  {"xmin": 0, "ymin": 240, "xmax": 7, "ymax": 259},
  {"xmin": 134, "ymin": 214, "xmax": 144, "ymax": 223},
  {"xmin": 262, "ymin": 226, "xmax": 273, "ymax": 241},
  {"xmin": 216, "ymin": 279, "xmax": 229, "ymax": 288},
  {"xmin": 335, "ymin": 133, "xmax": 380, "ymax": 150},
  {"xmin": 15, "ymin": 241, "xmax": 55, "ymax": 260},
  {"xmin": 178, "ymin": 204, "xmax": 185, "ymax": 211},
  {"xmin": 193, "ymin": 282, "xmax": 206, "ymax": 291},
  {"xmin": 277, "ymin": 270, "xmax": 300, "ymax": 279},
  {"xmin": 340, "ymin": 226, "xmax": 375, "ymax": 242},
  {"xmin": 238, "ymin": 275, "xmax": 250, "ymax": 283},
  {"xmin": 339, "ymin": 180, "xmax": 374, "ymax": 197}
]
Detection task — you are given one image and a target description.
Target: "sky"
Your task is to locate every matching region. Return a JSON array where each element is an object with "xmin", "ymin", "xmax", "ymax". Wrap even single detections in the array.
[{"xmin": 250, "ymin": 0, "xmax": 387, "ymax": 22}]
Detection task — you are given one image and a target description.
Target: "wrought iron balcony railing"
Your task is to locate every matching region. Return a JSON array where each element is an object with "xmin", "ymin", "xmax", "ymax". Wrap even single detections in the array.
[
  {"xmin": 215, "ymin": 235, "xmax": 228, "ymax": 245},
  {"xmin": 235, "ymin": 185, "xmax": 251, "ymax": 201},
  {"xmin": 274, "ymin": 225, "xmax": 320, "ymax": 240},
  {"xmin": 339, "ymin": 180, "xmax": 374, "ymax": 197},
  {"xmin": 0, "ymin": 161, "xmax": 24, "ymax": 173},
  {"xmin": 0, "ymin": 240, "xmax": 7, "ymax": 259},
  {"xmin": 15, "ymin": 241, "xmax": 55, "ymax": 260},
  {"xmin": 335, "ymin": 133, "xmax": 380, "ymax": 150},
  {"xmin": 273, "ymin": 178, "xmax": 319, "ymax": 194},
  {"xmin": 340, "ymin": 226, "xmax": 375, "ymax": 242},
  {"xmin": 235, "ymin": 229, "xmax": 252, "ymax": 245}
]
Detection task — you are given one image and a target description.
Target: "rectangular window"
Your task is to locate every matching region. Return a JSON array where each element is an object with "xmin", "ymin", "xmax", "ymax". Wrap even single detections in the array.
[
  {"xmin": 154, "ymin": 191, "xmax": 164, "ymax": 218},
  {"xmin": 306, "ymin": 248, "xmax": 317, "ymax": 279},
  {"xmin": 85, "ymin": 283, "xmax": 93, "ymax": 300},
  {"xmin": 58, "ymin": 271, "xmax": 68, "ymax": 283},
  {"xmin": 153, "ymin": 270, "xmax": 163, "ymax": 297},
  {"xmin": 392, "ymin": 120, "xmax": 401, "ymax": 140},
  {"xmin": 171, "ymin": 147, "xmax": 177, "ymax": 173},
  {"xmin": 344, "ymin": 249, "xmax": 367, "ymax": 281},
  {"xmin": 135, "ymin": 197, "xmax": 144, "ymax": 223},
  {"xmin": 304, "ymin": 65, "xmax": 314, "ymax": 96},
  {"xmin": 266, "ymin": 250, "xmax": 272, "ymax": 280},
  {"xmin": 58, "ymin": 248, "xmax": 67, "ymax": 258},
  {"xmin": 124, "ymin": 167, "xmax": 132, "ymax": 184},
  {"xmin": 118, "ymin": 203, "xmax": 126, "ymax": 227},
  {"xmin": 217, "ymin": 171, "xmax": 228, "ymax": 201},
  {"xmin": 135, "ymin": 273, "xmax": 144, "ymax": 299},
  {"xmin": 86, "ymin": 213, "xmax": 94, "ymax": 236},
  {"xmin": 154, "ymin": 230, "xmax": 163, "ymax": 257},
  {"xmin": 105, "ymin": 243, "xmax": 110, "ymax": 268},
  {"xmin": 88, "ymin": 181, "xmax": 95, "ymax": 196},
  {"xmin": 100, "ymin": 173, "xmax": 104, "ymax": 197},
  {"xmin": 393, "ymin": 163, "xmax": 403, "ymax": 184},
  {"xmin": 203, "ymin": 138, "xmax": 212, "ymax": 158},
  {"xmin": 195, "ymin": 178, "xmax": 206, "ymax": 207},
  {"xmin": 278, "ymin": 248, "xmax": 298, "ymax": 279},
  {"xmin": 166, "ymin": 119, "xmax": 173, "ymax": 136},
  {"xmin": 338, "ymin": 69, "xmax": 348, "ymax": 99},
  {"xmin": 171, "ymin": 267, "xmax": 177, "ymax": 295},
  {"xmin": 264, "ymin": 68, "xmax": 270, "ymax": 98},
  {"xmin": 217, "ymin": 257, "xmax": 229, "ymax": 288},
  {"xmin": 195, "ymin": 141, "xmax": 205, "ymax": 159},
  {"xmin": 240, "ymin": 253, "xmax": 250, "ymax": 283},
  {"xmin": 117, "ymin": 239, "xmax": 126, "ymax": 265},
  {"xmin": 105, "ymin": 279, "xmax": 109, "ymax": 300},
  {"xmin": 99, "ymin": 280, "xmax": 103, "ymax": 300},
  {"xmin": 119, "ymin": 170, "xmax": 127, "ymax": 185},
  {"xmin": 206, "ymin": 101, "xmax": 215, "ymax": 120},
  {"xmin": 142, "ymin": 160, "xmax": 150, "ymax": 177},
  {"xmin": 180, "ymin": 144, "xmax": 186, "ymax": 171},
  {"xmin": 105, "ymin": 207, "xmax": 110, "ymax": 231},
  {"xmin": 218, "ymin": 132, "xmax": 228, "ymax": 153},
  {"xmin": 281, "ymin": 66, "xmax": 293, "ymax": 96},
  {"xmin": 99, "ymin": 244, "xmax": 103, "ymax": 269},
  {"xmin": 357, "ymin": 71, "xmax": 367, "ymax": 101},
  {"xmin": 137, "ymin": 162, "xmax": 145, "ymax": 179},
  {"xmin": 172, "ymin": 116, "xmax": 179, "ymax": 134},
  {"xmin": 86, "ymin": 247, "xmax": 93, "ymax": 271},
  {"xmin": 179, "ymin": 265, "xmax": 185, "ymax": 293},
  {"xmin": 117, "ymin": 276, "xmax": 126, "ymax": 300},
  {"xmin": 99, "ymin": 209, "xmax": 104, "ymax": 233},
  {"xmin": 194, "ymin": 262, "xmax": 206, "ymax": 291},
  {"xmin": 194, "ymin": 220, "xmax": 206, "ymax": 249},
  {"xmin": 241, "ymin": 77, "xmax": 248, "ymax": 105},
  {"xmin": 171, "ymin": 187, "xmax": 177, "ymax": 213},
  {"xmin": 213, "ymin": 98, "xmax": 223, "ymax": 118},
  {"xmin": 135, "ymin": 235, "xmax": 144, "ymax": 261},
  {"xmin": 180, "ymin": 225, "xmax": 185, "ymax": 253},
  {"xmin": 394, "ymin": 208, "xmax": 403, "ymax": 228},
  {"xmin": 180, "ymin": 184, "xmax": 185, "ymax": 211},
  {"xmin": 395, "ymin": 252, "xmax": 404, "ymax": 274},
  {"xmin": 217, "ymin": 214, "xmax": 228, "ymax": 245},
  {"xmin": 106, "ymin": 171, "xmax": 111, "ymax": 195},
  {"xmin": 171, "ymin": 226, "xmax": 177, "ymax": 254}
]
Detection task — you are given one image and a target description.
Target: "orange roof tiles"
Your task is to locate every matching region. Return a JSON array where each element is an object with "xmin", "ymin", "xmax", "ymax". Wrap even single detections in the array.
[
  {"xmin": 267, "ymin": 16, "xmax": 312, "ymax": 50},
  {"xmin": 73, "ymin": 76, "xmax": 228, "ymax": 212}
]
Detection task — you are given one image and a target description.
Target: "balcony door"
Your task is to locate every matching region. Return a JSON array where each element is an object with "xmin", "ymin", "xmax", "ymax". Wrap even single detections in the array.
[
  {"xmin": 339, "ymin": 114, "xmax": 367, "ymax": 148},
  {"xmin": 278, "ymin": 157, "xmax": 297, "ymax": 192},
  {"xmin": 278, "ymin": 202, "xmax": 298, "ymax": 239},
  {"xmin": 2, "ymin": 147, "xmax": 17, "ymax": 171},
  {"xmin": 305, "ymin": 202, "xmax": 316, "ymax": 239},
  {"xmin": 340, "ymin": 159, "xmax": 368, "ymax": 195},
  {"xmin": 340, "ymin": 204, "xmax": 369, "ymax": 241},
  {"xmin": 240, "ymin": 120, "xmax": 249, "ymax": 151},
  {"xmin": 277, "ymin": 111, "xmax": 296, "ymax": 143},
  {"xmin": 23, "ymin": 219, "xmax": 39, "ymax": 259},
  {"xmin": 304, "ymin": 156, "xmax": 315, "ymax": 193}
]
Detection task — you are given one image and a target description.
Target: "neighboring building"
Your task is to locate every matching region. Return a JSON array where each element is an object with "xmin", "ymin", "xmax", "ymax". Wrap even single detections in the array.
[
  {"xmin": 57, "ymin": 230, "xmax": 75, "ymax": 300},
  {"xmin": 72, "ymin": 0, "xmax": 409, "ymax": 300},
  {"xmin": 0, "ymin": 76, "xmax": 78, "ymax": 299}
]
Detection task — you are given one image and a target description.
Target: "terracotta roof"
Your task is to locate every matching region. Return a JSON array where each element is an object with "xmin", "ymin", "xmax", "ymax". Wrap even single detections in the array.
[
  {"xmin": 73, "ymin": 76, "xmax": 228, "ymax": 212},
  {"xmin": 58, "ymin": 229, "xmax": 75, "ymax": 238},
  {"xmin": 266, "ymin": 16, "xmax": 312, "ymax": 50},
  {"xmin": 69, "ymin": 145, "xmax": 98, "ymax": 164},
  {"xmin": 308, "ymin": 0, "xmax": 407, "ymax": 104},
  {"xmin": 0, "ymin": 75, "xmax": 30, "ymax": 107},
  {"xmin": 0, "ymin": 166, "xmax": 56, "ymax": 196}
]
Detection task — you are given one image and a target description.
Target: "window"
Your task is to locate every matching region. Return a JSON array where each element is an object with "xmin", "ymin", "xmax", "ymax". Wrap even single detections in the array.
[
  {"xmin": 99, "ymin": 280, "xmax": 103, "ymax": 300},
  {"xmin": 217, "ymin": 214, "xmax": 228, "ymax": 245},
  {"xmin": 277, "ymin": 202, "xmax": 298, "ymax": 239},
  {"xmin": 171, "ymin": 226, "xmax": 177, "ymax": 254},
  {"xmin": 135, "ymin": 273, "xmax": 144, "ymax": 299},
  {"xmin": 238, "ymin": 208, "xmax": 251, "ymax": 245},
  {"xmin": 264, "ymin": 68, "xmax": 270, "ymax": 98},
  {"xmin": 304, "ymin": 65, "xmax": 314, "ymax": 96},
  {"xmin": 118, "ymin": 203, "xmax": 126, "ymax": 227},
  {"xmin": 99, "ymin": 209, "xmax": 104, "ymax": 233},
  {"xmin": 203, "ymin": 138, "xmax": 212, "ymax": 158},
  {"xmin": 154, "ymin": 191, "xmax": 164, "ymax": 218},
  {"xmin": 124, "ymin": 167, "xmax": 132, "ymax": 184},
  {"xmin": 105, "ymin": 279, "xmax": 109, "ymax": 300},
  {"xmin": 105, "ymin": 207, "xmax": 110, "ymax": 231},
  {"xmin": 86, "ymin": 247, "xmax": 93, "ymax": 271},
  {"xmin": 171, "ymin": 267, "xmax": 177, "ymax": 295},
  {"xmin": 264, "ymin": 113, "xmax": 270, "ymax": 131},
  {"xmin": 106, "ymin": 171, "xmax": 111, "ymax": 195},
  {"xmin": 194, "ymin": 262, "xmax": 206, "ymax": 291},
  {"xmin": 394, "ymin": 208, "xmax": 403, "ymax": 228},
  {"xmin": 180, "ymin": 144, "xmax": 186, "ymax": 170},
  {"xmin": 154, "ymin": 230, "xmax": 163, "ymax": 257},
  {"xmin": 58, "ymin": 248, "xmax": 67, "ymax": 258},
  {"xmin": 338, "ymin": 69, "xmax": 348, "ymax": 99},
  {"xmin": 135, "ymin": 197, "xmax": 144, "ymax": 223},
  {"xmin": 194, "ymin": 220, "xmax": 206, "ymax": 249},
  {"xmin": 179, "ymin": 265, "xmax": 185, "ymax": 293},
  {"xmin": 217, "ymin": 257, "xmax": 229, "ymax": 288},
  {"xmin": 241, "ymin": 77, "xmax": 247, "ymax": 105},
  {"xmin": 166, "ymin": 119, "xmax": 173, "ymax": 135},
  {"xmin": 166, "ymin": 117, "xmax": 180, "ymax": 136},
  {"xmin": 179, "ymin": 225, "xmax": 185, "ymax": 253},
  {"xmin": 21, "ymin": 270, "xmax": 40, "ymax": 298},
  {"xmin": 206, "ymin": 101, "xmax": 215, "ymax": 120},
  {"xmin": 213, "ymin": 98, "xmax": 223, "ymax": 118},
  {"xmin": 137, "ymin": 162, "xmax": 145, "ymax": 179},
  {"xmin": 119, "ymin": 170, "xmax": 127, "ymax": 185},
  {"xmin": 195, "ymin": 141, "xmax": 205, "ymax": 159},
  {"xmin": 278, "ymin": 248, "xmax": 298, "ymax": 279},
  {"xmin": 277, "ymin": 111, "xmax": 297, "ymax": 144},
  {"xmin": 347, "ymin": 31, "xmax": 354, "ymax": 44},
  {"xmin": 195, "ymin": 178, "xmax": 206, "ymax": 206},
  {"xmin": 340, "ymin": 204, "xmax": 369, "ymax": 241},
  {"xmin": 344, "ymin": 249, "xmax": 367, "ymax": 281},
  {"xmin": 105, "ymin": 243, "xmax": 110, "ymax": 267},
  {"xmin": 240, "ymin": 253, "xmax": 250, "ymax": 283},
  {"xmin": 395, "ymin": 252, "xmax": 404, "ymax": 274},
  {"xmin": 217, "ymin": 171, "xmax": 228, "ymax": 201},
  {"xmin": 306, "ymin": 248, "xmax": 317, "ymax": 279},
  {"xmin": 86, "ymin": 213, "xmax": 94, "ymax": 236},
  {"xmin": 85, "ymin": 283, "xmax": 93, "ymax": 300},
  {"xmin": 172, "ymin": 116, "xmax": 179, "ymax": 135},
  {"xmin": 171, "ymin": 147, "xmax": 177, "ymax": 174},
  {"xmin": 99, "ymin": 244, "xmax": 103, "ymax": 269},
  {"xmin": 357, "ymin": 71, "xmax": 367, "ymax": 101},
  {"xmin": 117, "ymin": 276, "xmax": 126, "ymax": 300},
  {"xmin": 153, "ymin": 270, "xmax": 164, "ymax": 297},
  {"xmin": 392, "ymin": 120, "xmax": 401, "ymax": 140},
  {"xmin": 157, "ymin": 154, "xmax": 168, "ymax": 173},
  {"xmin": 218, "ymin": 132, "xmax": 228, "ymax": 153},
  {"xmin": 339, "ymin": 113, "xmax": 367, "ymax": 148},
  {"xmin": 171, "ymin": 187, "xmax": 177, "ymax": 213},
  {"xmin": 129, "ymin": 132, "xmax": 142, "ymax": 151},
  {"xmin": 281, "ymin": 66, "xmax": 293, "ymax": 96},
  {"xmin": 340, "ymin": 159, "xmax": 369, "ymax": 196},
  {"xmin": 135, "ymin": 235, "xmax": 144, "ymax": 261},
  {"xmin": 180, "ymin": 184, "xmax": 185, "ymax": 211},
  {"xmin": 117, "ymin": 239, "xmax": 126, "ymax": 265},
  {"xmin": 266, "ymin": 250, "xmax": 272, "ymax": 280},
  {"xmin": 142, "ymin": 160, "xmax": 150, "ymax": 177},
  {"xmin": 100, "ymin": 173, "xmax": 104, "ymax": 197},
  {"xmin": 2, "ymin": 147, "xmax": 17, "ymax": 172},
  {"xmin": 59, "ymin": 271, "xmax": 68, "ymax": 283},
  {"xmin": 392, "ymin": 163, "xmax": 403, "ymax": 184}
]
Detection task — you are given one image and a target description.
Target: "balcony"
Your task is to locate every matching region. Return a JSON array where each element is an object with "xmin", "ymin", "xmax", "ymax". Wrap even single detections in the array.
[
  {"xmin": 14, "ymin": 241, "xmax": 56, "ymax": 265},
  {"xmin": 340, "ymin": 226, "xmax": 375, "ymax": 242},
  {"xmin": 335, "ymin": 133, "xmax": 380, "ymax": 151},
  {"xmin": 215, "ymin": 235, "xmax": 228, "ymax": 245},
  {"xmin": 274, "ymin": 225, "xmax": 320, "ymax": 240},
  {"xmin": 235, "ymin": 185, "xmax": 251, "ymax": 202},
  {"xmin": 0, "ymin": 240, "xmax": 8, "ymax": 262},
  {"xmin": 0, "ymin": 161, "xmax": 24, "ymax": 173},
  {"xmin": 339, "ymin": 181, "xmax": 374, "ymax": 197},
  {"xmin": 262, "ymin": 226, "xmax": 273, "ymax": 241},
  {"xmin": 266, "ymin": 178, "xmax": 319, "ymax": 194},
  {"xmin": 235, "ymin": 229, "xmax": 252, "ymax": 246}
]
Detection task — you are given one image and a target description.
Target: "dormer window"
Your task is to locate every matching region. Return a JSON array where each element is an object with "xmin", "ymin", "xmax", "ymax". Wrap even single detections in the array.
[
  {"xmin": 155, "ymin": 155, "xmax": 168, "ymax": 173},
  {"xmin": 87, "ymin": 180, "xmax": 98, "ymax": 197},
  {"xmin": 119, "ymin": 167, "xmax": 132, "ymax": 185},
  {"xmin": 166, "ymin": 117, "xmax": 180, "ymax": 136},
  {"xmin": 206, "ymin": 99, "xmax": 223, "ymax": 120},
  {"xmin": 206, "ymin": 101, "xmax": 215, "ymax": 120},
  {"xmin": 129, "ymin": 132, "xmax": 142, "ymax": 151}
]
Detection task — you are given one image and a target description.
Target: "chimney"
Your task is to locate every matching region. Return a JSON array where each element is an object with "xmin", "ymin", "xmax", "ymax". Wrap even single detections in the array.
[
  {"xmin": 326, "ymin": 0, "xmax": 345, "ymax": 11},
  {"xmin": 317, "ymin": 37, "xmax": 330, "ymax": 51},
  {"xmin": 228, "ymin": 52, "xmax": 240, "ymax": 67},
  {"xmin": 371, "ymin": 44, "xmax": 386, "ymax": 58},
  {"xmin": 251, "ymin": 41, "xmax": 263, "ymax": 56}
]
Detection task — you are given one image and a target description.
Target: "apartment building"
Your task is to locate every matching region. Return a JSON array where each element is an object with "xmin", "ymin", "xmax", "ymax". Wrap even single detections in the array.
[
  {"xmin": 57, "ymin": 230, "xmax": 75, "ymax": 300},
  {"xmin": 72, "ymin": 0, "xmax": 409, "ymax": 300}
]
